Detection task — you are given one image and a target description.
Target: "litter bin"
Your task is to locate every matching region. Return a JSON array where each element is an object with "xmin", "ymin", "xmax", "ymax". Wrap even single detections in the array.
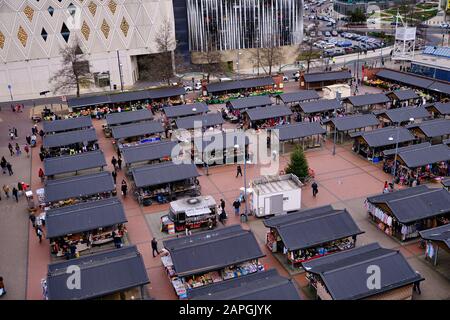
[{"xmin": 240, "ymin": 213, "xmax": 248, "ymax": 223}]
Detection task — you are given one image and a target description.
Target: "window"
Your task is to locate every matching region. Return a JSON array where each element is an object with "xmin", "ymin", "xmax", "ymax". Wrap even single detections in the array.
[
  {"xmin": 48, "ymin": 6, "xmax": 54, "ymax": 16},
  {"xmin": 68, "ymin": 3, "xmax": 77, "ymax": 17},
  {"xmin": 61, "ymin": 23, "xmax": 70, "ymax": 43},
  {"xmin": 41, "ymin": 28, "xmax": 48, "ymax": 41}
]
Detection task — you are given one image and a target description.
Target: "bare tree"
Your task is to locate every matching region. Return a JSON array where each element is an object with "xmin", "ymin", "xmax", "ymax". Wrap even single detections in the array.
[
  {"xmin": 50, "ymin": 39, "xmax": 93, "ymax": 97},
  {"xmin": 199, "ymin": 43, "xmax": 224, "ymax": 82},
  {"xmin": 260, "ymin": 33, "xmax": 283, "ymax": 75}
]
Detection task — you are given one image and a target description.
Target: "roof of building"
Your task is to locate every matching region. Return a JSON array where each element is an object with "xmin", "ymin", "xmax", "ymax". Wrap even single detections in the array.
[
  {"xmin": 121, "ymin": 140, "xmax": 177, "ymax": 165},
  {"xmin": 419, "ymin": 224, "xmax": 450, "ymax": 248},
  {"xmin": 354, "ymin": 126, "xmax": 416, "ymax": 148},
  {"xmin": 274, "ymin": 122, "xmax": 326, "ymax": 141},
  {"xmin": 303, "ymin": 70, "xmax": 352, "ymax": 83},
  {"xmin": 131, "ymin": 162, "xmax": 199, "ymax": 188},
  {"xmin": 175, "ymin": 112, "xmax": 224, "ymax": 130},
  {"xmin": 43, "ymin": 116, "xmax": 92, "ymax": 134},
  {"xmin": 188, "ymin": 269, "xmax": 301, "ymax": 300},
  {"xmin": 244, "ymin": 105, "xmax": 292, "ymax": 122},
  {"xmin": 163, "ymin": 102, "xmax": 209, "ymax": 118},
  {"xmin": 43, "ymin": 150, "xmax": 106, "ymax": 176},
  {"xmin": 382, "ymin": 142, "xmax": 431, "ymax": 156},
  {"xmin": 388, "ymin": 89, "xmax": 420, "ymax": 101},
  {"xmin": 366, "ymin": 185, "xmax": 450, "ymax": 224},
  {"xmin": 277, "ymin": 90, "xmax": 320, "ymax": 103},
  {"xmin": 324, "ymin": 114, "xmax": 380, "ymax": 131},
  {"xmin": 43, "ymin": 128, "xmax": 98, "ymax": 149},
  {"xmin": 263, "ymin": 206, "xmax": 363, "ymax": 251},
  {"xmin": 428, "ymin": 102, "xmax": 450, "ymax": 115},
  {"xmin": 377, "ymin": 106, "xmax": 430, "ymax": 123},
  {"xmin": 206, "ymin": 77, "xmax": 274, "ymax": 93},
  {"xmin": 299, "ymin": 99, "xmax": 342, "ymax": 114},
  {"xmin": 44, "ymin": 171, "xmax": 115, "ymax": 203},
  {"xmin": 163, "ymin": 225, "xmax": 264, "ymax": 277},
  {"xmin": 105, "ymin": 109, "xmax": 154, "ymax": 126},
  {"xmin": 376, "ymin": 69, "xmax": 435, "ymax": 89},
  {"xmin": 397, "ymin": 143, "xmax": 450, "ymax": 168},
  {"xmin": 302, "ymin": 243, "xmax": 422, "ymax": 300},
  {"xmin": 46, "ymin": 197, "xmax": 127, "ymax": 238},
  {"xmin": 111, "ymin": 121, "xmax": 164, "ymax": 140},
  {"xmin": 346, "ymin": 93, "xmax": 391, "ymax": 107},
  {"xmin": 407, "ymin": 118, "xmax": 450, "ymax": 138},
  {"xmin": 228, "ymin": 95, "xmax": 273, "ymax": 110},
  {"xmin": 442, "ymin": 177, "xmax": 450, "ymax": 187},
  {"xmin": 46, "ymin": 245, "xmax": 149, "ymax": 300},
  {"xmin": 427, "ymin": 81, "xmax": 450, "ymax": 95}
]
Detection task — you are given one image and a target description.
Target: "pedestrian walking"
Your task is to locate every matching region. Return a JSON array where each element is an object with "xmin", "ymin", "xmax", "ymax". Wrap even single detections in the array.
[
  {"xmin": 0, "ymin": 276, "xmax": 6, "ymax": 297},
  {"xmin": 8, "ymin": 143, "xmax": 14, "ymax": 156},
  {"xmin": 3, "ymin": 185, "xmax": 10, "ymax": 198},
  {"xmin": 26, "ymin": 135, "xmax": 31, "ymax": 145},
  {"xmin": 39, "ymin": 152, "xmax": 44, "ymax": 162},
  {"xmin": 112, "ymin": 170, "xmax": 117, "ymax": 184},
  {"xmin": 38, "ymin": 168, "xmax": 45, "ymax": 182},
  {"xmin": 15, "ymin": 143, "xmax": 21, "ymax": 156},
  {"xmin": 24, "ymin": 145, "xmax": 29, "ymax": 157},
  {"xmin": 121, "ymin": 179, "xmax": 128, "ymax": 197},
  {"xmin": 111, "ymin": 156, "xmax": 117, "ymax": 170},
  {"xmin": 9, "ymin": 131, "xmax": 14, "ymax": 140},
  {"xmin": 413, "ymin": 271, "xmax": 422, "ymax": 294},
  {"xmin": 39, "ymin": 129, "xmax": 44, "ymax": 140},
  {"xmin": 36, "ymin": 227, "xmax": 43, "ymax": 243},
  {"xmin": 6, "ymin": 162, "xmax": 13, "ymax": 175},
  {"xmin": 13, "ymin": 127, "xmax": 18, "ymax": 138},
  {"xmin": 117, "ymin": 157, "xmax": 122, "ymax": 170},
  {"xmin": 1, "ymin": 157, "xmax": 6, "ymax": 174},
  {"xmin": 311, "ymin": 181, "xmax": 318, "ymax": 197},
  {"xmin": 233, "ymin": 199, "xmax": 241, "ymax": 216},
  {"xmin": 236, "ymin": 165, "xmax": 243, "ymax": 177},
  {"xmin": 12, "ymin": 187, "xmax": 18, "ymax": 202},
  {"xmin": 151, "ymin": 238, "xmax": 159, "ymax": 257},
  {"xmin": 29, "ymin": 214, "xmax": 36, "ymax": 228}
]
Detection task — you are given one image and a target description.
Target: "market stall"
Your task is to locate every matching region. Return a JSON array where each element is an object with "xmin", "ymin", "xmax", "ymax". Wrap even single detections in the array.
[
  {"xmin": 43, "ymin": 150, "xmax": 106, "ymax": 179},
  {"xmin": 161, "ymin": 225, "xmax": 265, "ymax": 299},
  {"xmin": 386, "ymin": 89, "xmax": 420, "ymax": 107},
  {"xmin": 425, "ymin": 101, "xmax": 450, "ymax": 119},
  {"xmin": 381, "ymin": 142, "xmax": 431, "ymax": 177},
  {"xmin": 131, "ymin": 162, "xmax": 200, "ymax": 205},
  {"xmin": 42, "ymin": 116, "xmax": 92, "ymax": 135},
  {"xmin": 419, "ymin": 224, "xmax": 450, "ymax": 266},
  {"xmin": 121, "ymin": 140, "xmax": 178, "ymax": 170},
  {"xmin": 302, "ymin": 243, "xmax": 423, "ymax": 300},
  {"xmin": 42, "ymin": 128, "xmax": 99, "ymax": 158},
  {"xmin": 344, "ymin": 93, "xmax": 391, "ymax": 113},
  {"xmin": 297, "ymin": 99, "xmax": 343, "ymax": 119},
  {"xmin": 274, "ymin": 122, "xmax": 326, "ymax": 152},
  {"xmin": 264, "ymin": 205, "xmax": 363, "ymax": 268},
  {"xmin": 442, "ymin": 177, "xmax": 450, "ymax": 190},
  {"xmin": 300, "ymin": 70, "xmax": 352, "ymax": 90},
  {"xmin": 225, "ymin": 95, "xmax": 273, "ymax": 122},
  {"xmin": 276, "ymin": 90, "xmax": 320, "ymax": 107},
  {"xmin": 163, "ymin": 102, "xmax": 209, "ymax": 121},
  {"xmin": 365, "ymin": 185, "xmax": 450, "ymax": 241},
  {"xmin": 104, "ymin": 109, "xmax": 154, "ymax": 137},
  {"xmin": 174, "ymin": 112, "xmax": 224, "ymax": 131},
  {"xmin": 46, "ymin": 197, "xmax": 127, "ymax": 258},
  {"xmin": 243, "ymin": 104, "xmax": 292, "ymax": 129},
  {"xmin": 45, "ymin": 245, "xmax": 149, "ymax": 300},
  {"xmin": 111, "ymin": 120, "xmax": 165, "ymax": 148},
  {"xmin": 406, "ymin": 118, "xmax": 450, "ymax": 144},
  {"xmin": 375, "ymin": 106, "xmax": 430, "ymax": 126},
  {"xmin": 323, "ymin": 114, "xmax": 380, "ymax": 144},
  {"xmin": 44, "ymin": 171, "xmax": 116, "ymax": 208}
]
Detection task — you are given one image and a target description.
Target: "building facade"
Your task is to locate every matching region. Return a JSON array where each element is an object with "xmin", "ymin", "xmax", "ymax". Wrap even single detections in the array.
[{"xmin": 0, "ymin": 0, "xmax": 175, "ymax": 101}]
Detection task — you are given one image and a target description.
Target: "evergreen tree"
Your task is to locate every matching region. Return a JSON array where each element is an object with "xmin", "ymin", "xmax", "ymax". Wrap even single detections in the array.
[{"xmin": 285, "ymin": 146, "xmax": 309, "ymax": 181}]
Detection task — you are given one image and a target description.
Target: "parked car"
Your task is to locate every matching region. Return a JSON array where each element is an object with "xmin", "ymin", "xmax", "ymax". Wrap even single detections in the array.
[
  {"xmin": 344, "ymin": 47, "xmax": 354, "ymax": 54},
  {"xmin": 184, "ymin": 85, "xmax": 193, "ymax": 92},
  {"xmin": 331, "ymin": 30, "xmax": 338, "ymax": 36},
  {"xmin": 324, "ymin": 31, "xmax": 331, "ymax": 37}
]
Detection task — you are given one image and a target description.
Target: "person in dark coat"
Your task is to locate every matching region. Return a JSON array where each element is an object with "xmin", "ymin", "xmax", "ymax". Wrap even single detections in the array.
[
  {"xmin": 39, "ymin": 129, "xmax": 45, "ymax": 140},
  {"xmin": 111, "ymin": 156, "xmax": 117, "ymax": 170},
  {"xmin": 12, "ymin": 187, "xmax": 18, "ymax": 202},
  {"xmin": 151, "ymin": 238, "xmax": 159, "ymax": 257},
  {"xmin": 29, "ymin": 214, "xmax": 36, "ymax": 228},
  {"xmin": 311, "ymin": 181, "xmax": 318, "ymax": 197},
  {"xmin": 8, "ymin": 143, "xmax": 14, "ymax": 157},
  {"xmin": 121, "ymin": 179, "xmax": 128, "ymax": 197},
  {"xmin": 236, "ymin": 165, "xmax": 243, "ymax": 177},
  {"xmin": 6, "ymin": 162, "xmax": 13, "ymax": 175},
  {"xmin": 117, "ymin": 157, "xmax": 122, "ymax": 171},
  {"xmin": 112, "ymin": 170, "xmax": 117, "ymax": 184},
  {"xmin": 233, "ymin": 199, "xmax": 241, "ymax": 216}
]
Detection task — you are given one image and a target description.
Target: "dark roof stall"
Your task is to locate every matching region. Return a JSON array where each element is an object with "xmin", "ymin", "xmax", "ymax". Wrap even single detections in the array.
[
  {"xmin": 43, "ymin": 128, "xmax": 98, "ymax": 149},
  {"xmin": 206, "ymin": 77, "xmax": 274, "ymax": 93},
  {"xmin": 175, "ymin": 113, "xmax": 224, "ymax": 130},
  {"xmin": 407, "ymin": 118, "xmax": 450, "ymax": 138},
  {"xmin": 302, "ymin": 243, "xmax": 423, "ymax": 300},
  {"xmin": 299, "ymin": 99, "xmax": 341, "ymax": 114},
  {"xmin": 46, "ymin": 245, "xmax": 149, "ymax": 300},
  {"xmin": 388, "ymin": 89, "xmax": 419, "ymax": 101},
  {"xmin": 346, "ymin": 93, "xmax": 391, "ymax": 108},
  {"xmin": 228, "ymin": 95, "xmax": 273, "ymax": 110},
  {"xmin": 131, "ymin": 162, "xmax": 199, "ymax": 188},
  {"xmin": 366, "ymin": 185, "xmax": 450, "ymax": 224},
  {"xmin": 382, "ymin": 142, "xmax": 431, "ymax": 156},
  {"xmin": 397, "ymin": 143, "xmax": 450, "ymax": 168},
  {"xmin": 163, "ymin": 102, "xmax": 209, "ymax": 119},
  {"xmin": 43, "ymin": 116, "xmax": 92, "ymax": 134},
  {"xmin": 274, "ymin": 122, "xmax": 326, "ymax": 141},
  {"xmin": 277, "ymin": 91, "xmax": 320, "ymax": 104},
  {"xmin": 324, "ymin": 114, "xmax": 379, "ymax": 131},
  {"xmin": 67, "ymin": 95, "xmax": 111, "ymax": 110},
  {"xmin": 105, "ymin": 109, "xmax": 154, "ymax": 126},
  {"xmin": 419, "ymin": 224, "xmax": 450, "ymax": 249},
  {"xmin": 245, "ymin": 105, "xmax": 292, "ymax": 122},
  {"xmin": 352, "ymin": 127, "xmax": 416, "ymax": 148},
  {"xmin": 46, "ymin": 197, "xmax": 127, "ymax": 238},
  {"xmin": 163, "ymin": 225, "xmax": 264, "ymax": 277},
  {"xmin": 121, "ymin": 141, "xmax": 178, "ymax": 165},
  {"xmin": 43, "ymin": 150, "xmax": 106, "ymax": 176},
  {"xmin": 303, "ymin": 70, "xmax": 352, "ymax": 83},
  {"xmin": 111, "ymin": 121, "xmax": 164, "ymax": 140},
  {"xmin": 376, "ymin": 69, "xmax": 434, "ymax": 90},
  {"xmin": 188, "ymin": 269, "xmax": 300, "ymax": 300},
  {"xmin": 376, "ymin": 106, "xmax": 430, "ymax": 123},
  {"xmin": 44, "ymin": 171, "xmax": 115, "ymax": 203},
  {"xmin": 263, "ymin": 205, "xmax": 363, "ymax": 251},
  {"xmin": 426, "ymin": 102, "xmax": 450, "ymax": 116},
  {"xmin": 427, "ymin": 81, "xmax": 450, "ymax": 96}
]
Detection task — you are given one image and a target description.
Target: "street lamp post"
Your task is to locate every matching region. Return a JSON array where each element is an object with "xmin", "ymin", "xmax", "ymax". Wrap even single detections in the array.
[
  {"xmin": 332, "ymin": 92, "xmax": 342, "ymax": 156},
  {"xmin": 237, "ymin": 51, "xmax": 242, "ymax": 79}
]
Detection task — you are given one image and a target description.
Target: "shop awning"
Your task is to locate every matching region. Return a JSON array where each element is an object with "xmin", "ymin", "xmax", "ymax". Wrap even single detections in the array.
[
  {"xmin": 346, "ymin": 93, "xmax": 391, "ymax": 107},
  {"xmin": 163, "ymin": 225, "xmax": 265, "ymax": 277},
  {"xmin": 121, "ymin": 140, "xmax": 178, "ymax": 165},
  {"xmin": 376, "ymin": 69, "xmax": 434, "ymax": 90},
  {"xmin": 206, "ymin": 77, "xmax": 274, "ymax": 93},
  {"xmin": 245, "ymin": 105, "xmax": 292, "ymax": 121},
  {"xmin": 46, "ymin": 245, "xmax": 149, "ymax": 300},
  {"xmin": 263, "ymin": 205, "xmax": 363, "ymax": 251},
  {"xmin": 299, "ymin": 99, "xmax": 341, "ymax": 114},
  {"xmin": 366, "ymin": 185, "xmax": 450, "ymax": 224},
  {"xmin": 43, "ymin": 128, "xmax": 98, "ymax": 149},
  {"xmin": 228, "ymin": 95, "xmax": 273, "ymax": 110},
  {"xmin": 427, "ymin": 81, "xmax": 450, "ymax": 96},
  {"xmin": 188, "ymin": 269, "xmax": 300, "ymax": 300},
  {"xmin": 324, "ymin": 114, "xmax": 379, "ymax": 131},
  {"xmin": 163, "ymin": 102, "xmax": 209, "ymax": 118},
  {"xmin": 67, "ymin": 94, "xmax": 112, "ymax": 110},
  {"xmin": 105, "ymin": 109, "xmax": 153, "ymax": 126},
  {"xmin": 303, "ymin": 70, "xmax": 352, "ymax": 83},
  {"xmin": 274, "ymin": 122, "xmax": 326, "ymax": 141},
  {"xmin": 388, "ymin": 89, "xmax": 419, "ymax": 101},
  {"xmin": 382, "ymin": 142, "xmax": 431, "ymax": 156},
  {"xmin": 377, "ymin": 106, "xmax": 430, "ymax": 123},
  {"xmin": 43, "ymin": 116, "xmax": 92, "ymax": 134},
  {"xmin": 419, "ymin": 224, "xmax": 450, "ymax": 249},
  {"xmin": 111, "ymin": 121, "xmax": 164, "ymax": 140},
  {"xmin": 44, "ymin": 171, "xmax": 115, "ymax": 203},
  {"xmin": 175, "ymin": 112, "xmax": 224, "ymax": 130},
  {"xmin": 131, "ymin": 161, "xmax": 199, "ymax": 188},
  {"xmin": 43, "ymin": 150, "xmax": 106, "ymax": 176},
  {"xmin": 353, "ymin": 127, "xmax": 416, "ymax": 148},
  {"xmin": 397, "ymin": 143, "xmax": 450, "ymax": 168},
  {"xmin": 407, "ymin": 118, "xmax": 450, "ymax": 138},
  {"xmin": 195, "ymin": 131, "xmax": 250, "ymax": 150},
  {"xmin": 428, "ymin": 102, "xmax": 450, "ymax": 115},
  {"xmin": 46, "ymin": 197, "xmax": 127, "ymax": 238},
  {"xmin": 302, "ymin": 243, "xmax": 422, "ymax": 300},
  {"xmin": 277, "ymin": 90, "xmax": 320, "ymax": 104}
]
